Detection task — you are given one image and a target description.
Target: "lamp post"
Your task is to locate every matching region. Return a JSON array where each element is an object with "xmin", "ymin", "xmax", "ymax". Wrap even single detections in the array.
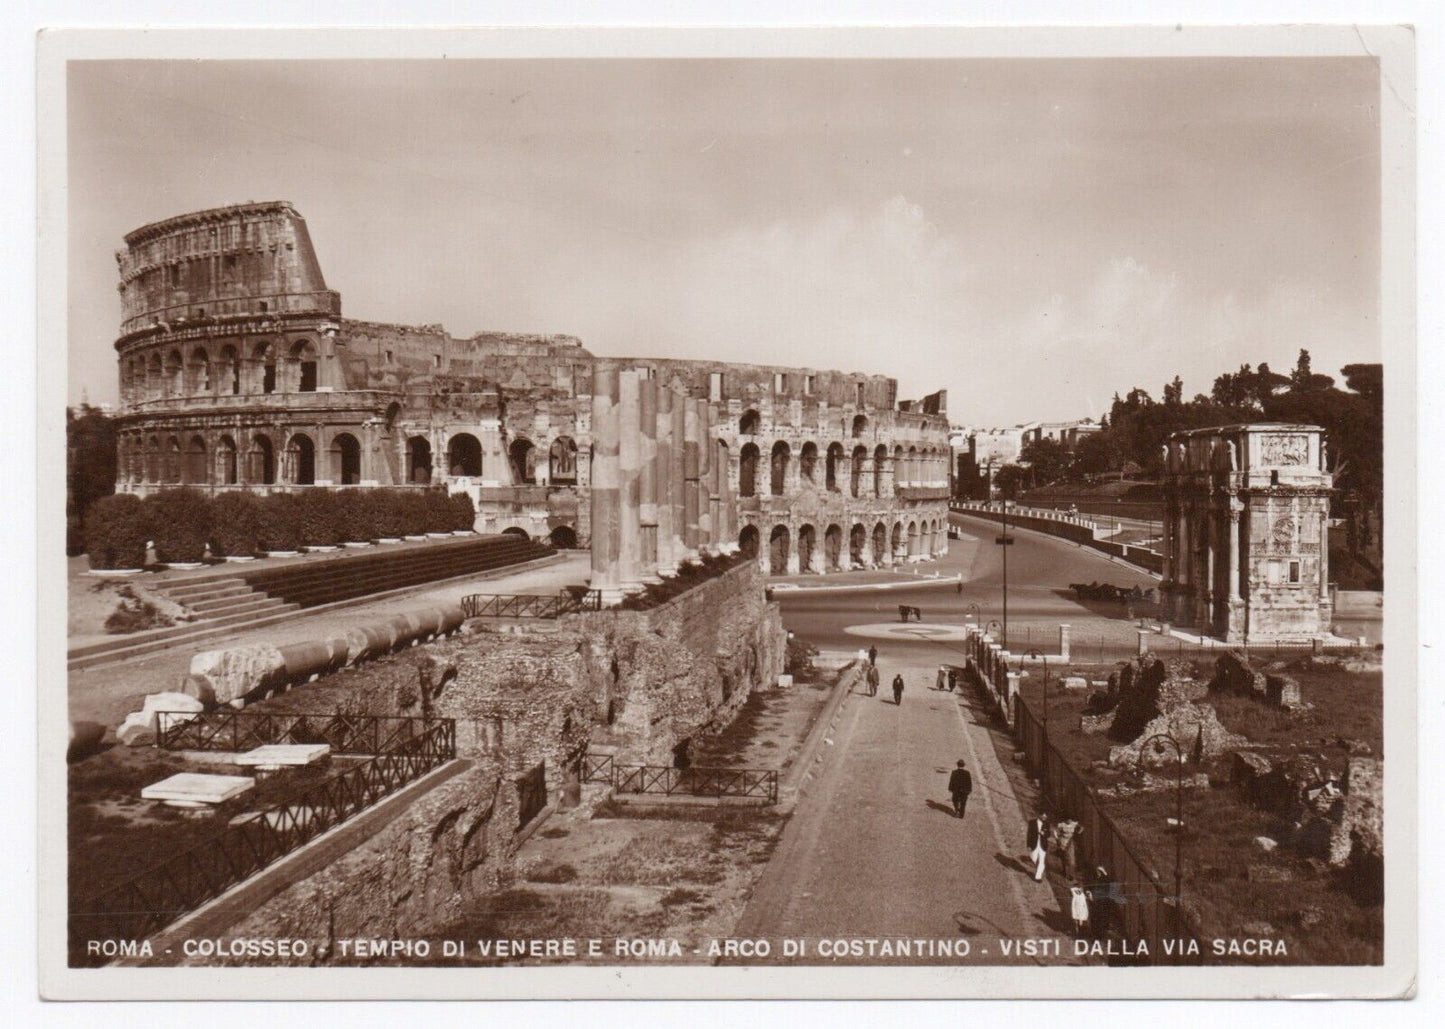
[
  {"xmin": 1136, "ymin": 732, "xmax": 1185, "ymax": 913},
  {"xmin": 966, "ymin": 602, "xmax": 981, "ymax": 626}
]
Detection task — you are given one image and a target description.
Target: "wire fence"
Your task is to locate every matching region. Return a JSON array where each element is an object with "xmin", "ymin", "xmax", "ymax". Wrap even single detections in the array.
[{"xmin": 1012, "ymin": 694, "xmax": 1203, "ymax": 965}]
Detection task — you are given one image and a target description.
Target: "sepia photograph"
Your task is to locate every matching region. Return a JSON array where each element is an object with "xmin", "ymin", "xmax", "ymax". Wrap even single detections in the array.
[{"xmin": 35, "ymin": 22, "xmax": 1417, "ymax": 1001}]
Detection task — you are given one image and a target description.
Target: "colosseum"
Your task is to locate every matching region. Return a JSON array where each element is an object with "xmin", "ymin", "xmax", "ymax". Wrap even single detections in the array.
[{"xmin": 111, "ymin": 201, "xmax": 953, "ymax": 575}]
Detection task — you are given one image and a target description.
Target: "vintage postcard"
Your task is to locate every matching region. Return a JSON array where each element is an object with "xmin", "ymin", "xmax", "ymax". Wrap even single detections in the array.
[{"xmin": 37, "ymin": 24, "xmax": 1417, "ymax": 1000}]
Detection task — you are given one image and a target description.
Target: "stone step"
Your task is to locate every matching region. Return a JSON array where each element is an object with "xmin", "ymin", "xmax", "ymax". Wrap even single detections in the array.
[
  {"xmin": 185, "ymin": 593, "xmax": 286, "ymax": 617},
  {"xmin": 159, "ymin": 583, "xmax": 256, "ymax": 606},
  {"xmin": 154, "ymin": 577, "xmax": 248, "ymax": 599},
  {"xmin": 67, "ymin": 603, "xmax": 304, "ymax": 669}
]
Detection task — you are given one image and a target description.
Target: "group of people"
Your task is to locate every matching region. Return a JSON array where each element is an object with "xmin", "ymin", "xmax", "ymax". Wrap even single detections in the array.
[
  {"xmin": 864, "ymin": 646, "xmax": 906, "ymax": 704},
  {"xmin": 1026, "ymin": 811, "xmax": 1111, "ymax": 938}
]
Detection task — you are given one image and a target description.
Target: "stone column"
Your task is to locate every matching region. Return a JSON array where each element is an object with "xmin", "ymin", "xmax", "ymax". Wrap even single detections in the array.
[
  {"xmin": 638, "ymin": 376, "xmax": 661, "ymax": 584},
  {"xmin": 1228, "ymin": 505, "xmax": 1241, "ymax": 600},
  {"xmin": 720, "ymin": 437, "xmax": 739, "ymax": 553},
  {"xmin": 682, "ymin": 395, "xmax": 701, "ymax": 559},
  {"xmin": 655, "ymin": 386, "xmax": 678, "ymax": 576},
  {"xmin": 1058, "ymin": 623, "xmax": 1070, "ymax": 662},
  {"xmin": 587, "ymin": 366, "xmax": 624, "ymax": 605},
  {"xmin": 703, "ymin": 400, "xmax": 720, "ymax": 553},
  {"xmin": 670, "ymin": 388, "xmax": 687, "ymax": 563},
  {"xmin": 617, "ymin": 370, "xmax": 644, "ymax": 594}
]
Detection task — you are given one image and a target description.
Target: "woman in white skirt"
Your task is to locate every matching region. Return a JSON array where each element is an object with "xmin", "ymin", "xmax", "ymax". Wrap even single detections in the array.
[
  {"xmin": 1026, "ymin": 813, "xmax": 1049, "ymax": 881},
  {"xmin": 1069, "ymin": 882, "xmax": 1090, "ymax": 937}
]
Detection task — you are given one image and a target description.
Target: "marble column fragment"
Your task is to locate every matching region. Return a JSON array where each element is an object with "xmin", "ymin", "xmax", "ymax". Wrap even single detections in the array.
[
  {"xmin": 655, "ymin": 386, "xmax": 678, "ymax": 576},
  {"xmin": 638, "ymin": 376, "xmax": 661, "ymax": 584},
  {"xmin": 587, "ymin": 366, "xmax": 623, "ymax": 605},
  {"xmin": 618, "ymin": 369, "xmax": 644, "ymax": 594}
]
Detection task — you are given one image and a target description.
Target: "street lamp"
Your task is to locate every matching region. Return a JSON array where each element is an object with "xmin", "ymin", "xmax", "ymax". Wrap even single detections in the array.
[
  {"xmin": 966, "ymin": 602, "xmax": 981, "ymax": 625},
  {"xmin": 1135, "ymin": 732, "xmax": 1186, "ymax": 914}
]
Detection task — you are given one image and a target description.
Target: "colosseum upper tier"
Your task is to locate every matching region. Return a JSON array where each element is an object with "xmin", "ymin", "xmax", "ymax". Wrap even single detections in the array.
[{"xmin": 112, "ymin": 201, "xmax": 953, "ymax": 573}]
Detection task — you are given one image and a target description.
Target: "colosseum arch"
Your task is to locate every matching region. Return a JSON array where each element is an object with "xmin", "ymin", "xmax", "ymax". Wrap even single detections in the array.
[
  {"xmin": 907, "ymin": 520, "xmax": 920, "ymax": 557},
  {"xmin": 825, "ymin": 443, "xmax": 844, "ymax": 492},
  {"xmin": 873, "ymin": 444, "xmax": 888, "ymax": 495},
  {"xmin": 769, "ymin": 524, "xmax": 791, "ymax": 575},
  {"xmin": 142, "ymin": 435, "xmax": 159, "ymax": 483},
  {"xmin": 548, "ymin": 525, "xmax": 579, "ymax": 549},
  {"xmin": 738, "ymin": 524, "xmax": 760, "ymax": 560},
  {"xmin": 739, "ymin": 442, "xmax": 760, "ymax": 497},
  {"xmin": 249, "ymin": 434, "xmax": 276, "ymax": 485},
  {"xmin": 769, "ymin": 441, "xmax": 790, "ymax": 496},
  {"xmin": 850, "ymin": 523, "xmax": 868, "ymax": 567},
  {"xmin": 797, "ymin": 523, "xmax": 817, "ymax": 572},
  {"xmin": 850, "ymin": 445, "xmax": 867, "ymax": 498},
  {"xmin": 799, "ymin": 441, "xmax": 818, "ymax": 484},
  {"xmin": 163, "ymin": 350, "xmax": 184, "ymax": 397},
  {"xmin": 824, "ymin": 523, "xmax": 843, "ymax": 572},
  {"xmin": 290, "ymin": 339, "xmax": 319, "ymax": 392},
  {"xmin": 216, "ymin": 435, "xmax": 239, "ymax": 485},
  {"xmin": 218, "ymin": 345, "xmax": 241, "ymax": 395},
  {"xmin": 286, "ymin": 433, "xmax": 317, "ymax": 485},
  {"xmin": 183, "ymin": 435, "xmax": 207, "ymax": 484},
  {"xmin": 162, "ymin": 436, "xmax": 182, "ymax": 483},
  {"xmin": 873, "ymin": 521, "xmax": 887, "ymax": 564},
  {"xmin": 906, "ymin": 446, "xmax": 919, "ymax": 487},
  {"xmin": 145, "ymin": 353, "xmax": 162, "ymax": 401},
  {"xmin": 254, "ymin": 342, "xmax": 278, "ymax": 395},
  {"xmin": 407, "ymin": 436, "xmax": 433, "ymax": 484},
  {"xmin": 549, "ymin": 436, "xmax": 578, "ymax": 484},
  {"xmin": 509, "ymin": 438, "xmax": 537, "ymax": 485},
  {"xmin": 330, "ymin": 432, "xmax": 361, "ymax": 485},
  {"xmin": 892, "ymin": 521, "xmax": 904, "ymax": 560},
  {"xmin": 851, "ymin": 413, "xmax": 868, "ymax": 438},
  {"xmin": 739, "ymin": 409, "xmax": 761, "ymax": 435},
  {"xmin": 447, "ymin": 433, "xmax": 482, "ymax": 477},
  {"xmin": 186, "ymin": 347, "xmax": 211, "ymax": 394}
]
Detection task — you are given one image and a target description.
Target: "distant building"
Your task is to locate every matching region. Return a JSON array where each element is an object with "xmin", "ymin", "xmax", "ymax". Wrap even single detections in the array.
[{"xmin": 1161, "ymin": 424, "xmax": 1334, "ymax": 641}]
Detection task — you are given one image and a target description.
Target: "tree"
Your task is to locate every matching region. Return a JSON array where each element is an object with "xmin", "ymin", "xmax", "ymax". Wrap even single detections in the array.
[
  {"xmin": 66, "ymin": 405, "xmax": 118, "ymax": 555},
  {"xmin": 1020, "ymin": 437, "xmax": 1070, "ymax": 486}
]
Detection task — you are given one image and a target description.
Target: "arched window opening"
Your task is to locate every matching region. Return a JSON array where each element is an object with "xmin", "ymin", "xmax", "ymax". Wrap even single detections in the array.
[
  {"xmin": 447, "ymin": 434, "xmax": 482, "ymax": 477},
  {"xmin": 146, "ymin": 354, "xmax": 162, "ymax": 401},
  {"xmin": 852, "ymin": 414, "xmax": 868, "ymax": 438},
  {"xmin": 255, "ymin": 343, "xmax": 277, "ymax": 394},
  {"xmin": 769, "ymin": 441, "xmax": 790, "ymax": 496},
  {"xmin": 331, "ymin": 433, "xmax": 361, "ymax": 485},
  {"xmin": 739, "ymin": 409, "xmax": 761, "ymax": 435},
  {"xmin": 873, "ymin": 522, "xmax": 888, "ymax": 564},
  {"xmin": 184, "ymin": 435, "xmax": 207, "ymax": 485},
  {"xmin": 769, "ymin": 525, "xmax": 791, "ymax": 575},
  {"xmin": 187, "ymin": 348, "xmax": 211, "ymax": 394},
  {"xmin": 249, "ymin": 435, "xmax": 276, "ymax": 485},
  {"xmin": 799, "ymin": 442, "xmax": 818, "ymax": 484},
  {"xmin": 850, "ymin": 523, "xmax": 868, "ymax": 567},
  {"xmin": 549, "ymin": 436, "xmax": 578, "ymax": 484},
  {"xmin": 825, "ymin": 443, "xmax": 844, "ymax": 492},
  {"xmin": 144, "ymin": 435, "xmax": 160, "ymax": 483},
  {"xmin": 219, "ymin": 345, "xmax": 240, "ymax": 395},
  {"xmin": 217, "ymin": 435, "xmax": 238, "ymax": 485},
  {"xmin": 738, "ymin": 525, "xmax": 760, "ymax": 560},
  {"xmin": 874, "ymin": 444, "xmax": 887, "ymax": 496},
  {"xmin": 549, "ymin": 525, "xmax": 579, "ymax": 549},
  {"xmin": 407, "ymin": 436, "xmax": 433, "ymax": 484},
  {"xmin": 739, "ymin": 443, "xmax": 760, "ymax": 498},
  {"xmin": 892, "ymin": 522, "xmax": 904, "ymax": 559},
  {"xmin": 502, "ymin": 526, "xmax": 530, "ymax": 541},
  {"xmin": 509, "ymin": 438, "xmax": 537, "ymax": 485},
  {"xmin": 851, "ymin": 445, "xmax": 867, "ymax": 498},
  {"xmin": 164, "ymin": 351, "xmax": 184, "ymax": 396},
  {"xmin": 292, "ymin": 340, "xmax": 319, "ymax": 392},
  {"xmin": 287, "ymin": 434, "xmax": 316, "ymax": 485}
]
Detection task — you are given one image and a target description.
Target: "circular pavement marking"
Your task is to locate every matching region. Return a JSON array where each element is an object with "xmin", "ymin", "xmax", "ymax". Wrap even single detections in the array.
[{"xmin": 842, "ymin": 622, "xmax": 974, "ymax": 642}]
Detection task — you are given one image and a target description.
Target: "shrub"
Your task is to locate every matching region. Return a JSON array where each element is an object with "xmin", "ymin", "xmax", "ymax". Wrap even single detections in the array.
[
  {"xmin": 258, "ymin": 492, "xmax": 303, "ymax": 552},
  {"xmin": 423, "ymin": 489, "xmax": 453, "ymax": 533},
  {"xmin": 397, "ymin": 490, "xmax": 429, "ymax": 536},
  {"xmin": 296, "ymin": 489, "xmax": 342, "ymax": 547},
  {"xmin": 144, "ymin": 487, "xmax": 211, "ymax": 564},
  {"xmin": 84, "ymin": 493, "xmax": 150, "ymax": 570},
  {"xmin": 336, "ymin": 489, "xmax": 379, "ymax": 542},
  {"xmin": 207, "ymin": 490, "xmax": 263, "ymax": 558},
  {"xmin": 448, "ymin": 491, "xmax": 476, "ymax": 532},
  {"xmin": 374, "ymin": 489, "xmax": 408, "ymax": 539},
  {"xmin": 104, "ymin": 585, "xmax": 173, "ymax": 634}
]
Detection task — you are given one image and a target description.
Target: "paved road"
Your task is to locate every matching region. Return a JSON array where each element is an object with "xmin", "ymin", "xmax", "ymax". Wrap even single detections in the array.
[
  {"xmin": 776, "ymin": 514, "xmax": 1158, "ymax": 664},
  {"xmin": 736, "ymin": 663, "xmax": 1084, "ymax": 965}
]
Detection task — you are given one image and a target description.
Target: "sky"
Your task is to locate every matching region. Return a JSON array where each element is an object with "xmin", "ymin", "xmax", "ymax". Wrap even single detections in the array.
[{"xmin": 66, "ymin": 57, "xmax": 1381, "ymax": 425}]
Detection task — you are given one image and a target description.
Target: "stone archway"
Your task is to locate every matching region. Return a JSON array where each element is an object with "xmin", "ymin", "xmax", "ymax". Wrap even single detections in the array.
[
  {"xmin": 769, "ymin": 524, "xmax": 791, "ymax": 575},
  {"xmin": 799, "ymin": 442, "xmax": 818, "ymax": 485},
  {"xmin": 824, "ymin": 523, "xmax": 843, "ymax": 572},
  {"xmin": 738, "ymin": 524, "xmax": 760, "ymax": 560},
  {"xmin": 447, "ymin": 433, "xmax": 482, "ymax": 477},
  {"xmin": 739, "ymin": 443, "xmax": 760, "ymax": 497},
  {"xmin": 407, "ymin": 436, "xmax": 432, "ymax": 484},
  {"xmin": 797, "ymin": 523, "xmax": 817, "ymax": 573},
  {"xmin": 769, "ymin": 441, "xmax": 790, "ymax": 496},
  {"xmin": 873, "ymin": 521, "xmax": 888, "ymax": 565},
  {"xmin": 509, "ymin": 438, "xmax": 537, "ymax": 485},
  {"xmin": 850, "ymin": 523, "xmax": 867, "ymax": 568},
  {"xmin": 331, "ymin": 433, "xmax": 361, "ymax": 485},
  {"xmin": 287, "ymin": 433, "xmax": 317, "ymax": 485}
]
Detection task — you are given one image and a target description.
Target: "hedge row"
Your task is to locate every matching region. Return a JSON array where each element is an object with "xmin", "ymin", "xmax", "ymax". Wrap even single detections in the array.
[{"xmin": 84, "ymin": 488, "xmax": 477, "ymax": 569}]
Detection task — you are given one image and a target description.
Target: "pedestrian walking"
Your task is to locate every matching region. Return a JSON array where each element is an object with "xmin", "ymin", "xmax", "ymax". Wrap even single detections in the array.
[
  {"xmin": 868, "ymin": 645, "xmax": 878, "ymax": 667},
  {"xmin": 1026, "ymin": 813, "xmax": 1049, "ymax": 882},
  {"xmin": 947, "ymin": 759, "xmax": 973, "ymax": 819},
  {"xmin": 892, "ymin": 673, "xmax": 905, "ymax": 705},
  {"xmin": 866, "ymin": 663, "xmax": 879, "ymax": 696},
  {"xmin": 955, "ymin": 579, "xmax": 963, "ymax": 595},
  {"xmin": 1069, "ymin": 882, "xmax": 1091, "ymax": 938},
  {"xmin": 935, "ymin": 666, "xmax": 946, "ymax": 691}
]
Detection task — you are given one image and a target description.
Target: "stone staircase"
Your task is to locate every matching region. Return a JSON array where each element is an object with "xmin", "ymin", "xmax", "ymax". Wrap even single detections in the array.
[{"xmin": 68, "ymin": 534, "xmax": 556, "ymax": 672}]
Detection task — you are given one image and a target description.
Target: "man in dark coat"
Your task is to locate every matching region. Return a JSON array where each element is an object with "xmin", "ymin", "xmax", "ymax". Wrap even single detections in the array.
[
  {"xmin": 947, "ymin": 759, "xmax": 973, "ymax": 818},
  {"xmin": 892, "ymin": 673, "xmax": 905, "ymax": 705},
  {"xmin": 868, "ymin": 645, "xmax": 878, "ymax": 667}
]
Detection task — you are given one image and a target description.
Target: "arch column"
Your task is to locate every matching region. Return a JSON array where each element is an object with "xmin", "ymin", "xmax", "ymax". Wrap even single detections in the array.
[{"xmin": 588, "ymin": 367, "xmax": 624, "ymax": 605}]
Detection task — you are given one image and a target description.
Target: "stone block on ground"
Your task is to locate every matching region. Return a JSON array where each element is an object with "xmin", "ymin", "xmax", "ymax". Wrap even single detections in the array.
[
  {"xmin": 1266, "ymin": 673, "xmax": 1303, "ymax": 710},
  {"xmin": 235, "ymin": 743, "xmax": 331, "ymax": 770},
  {"xmin": 185, "ymin": 644, "xmax": 287, "ymax": 706},
  {"xmin": 141, "ymin": 772, "xmax": 254, "ymax": 807},
  {"xmin": 116, "ymin": 691, "xmax": 205, "ymax": 746},
  {"xmin": 1061, "ymin": 676, "xmax": 1088, "ymax": 691}
]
